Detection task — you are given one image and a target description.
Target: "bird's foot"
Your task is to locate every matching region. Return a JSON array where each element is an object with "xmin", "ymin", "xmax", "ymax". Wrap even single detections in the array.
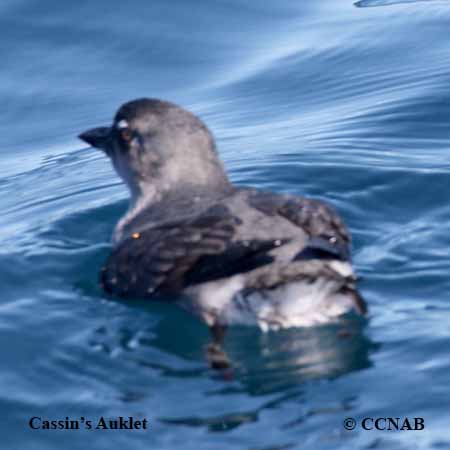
[{"xmin": 205, "ymin": 342, "xmax": 231, "ymax": 370}]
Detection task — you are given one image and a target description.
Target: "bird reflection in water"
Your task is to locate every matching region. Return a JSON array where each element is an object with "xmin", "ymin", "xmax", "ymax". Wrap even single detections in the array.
[{"xmin": 89, "ymin": 304, "xmax": 375, "ymax": 433}]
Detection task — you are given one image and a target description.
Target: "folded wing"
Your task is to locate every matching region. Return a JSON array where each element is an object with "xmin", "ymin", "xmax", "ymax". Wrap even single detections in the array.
[{"xmin": 100, "ymin": 204, "xmax": 288, "ymax": 298}]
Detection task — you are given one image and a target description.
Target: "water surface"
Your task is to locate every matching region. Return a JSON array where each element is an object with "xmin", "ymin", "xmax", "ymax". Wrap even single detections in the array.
[{"xmin": 2, "ymin": 0, "xmax": 450, "ymax": 449}]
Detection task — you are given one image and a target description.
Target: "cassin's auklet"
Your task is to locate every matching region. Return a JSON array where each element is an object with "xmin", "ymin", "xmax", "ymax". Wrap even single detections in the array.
[{"xmin": 79, "ymin": 98, "xmax": 366, "ymax": 368}]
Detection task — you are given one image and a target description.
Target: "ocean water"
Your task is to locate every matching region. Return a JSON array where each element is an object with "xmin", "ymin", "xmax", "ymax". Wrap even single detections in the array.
[{"xmin": 2, "ymin": 0, "xmax": 450, "ymax": 449}]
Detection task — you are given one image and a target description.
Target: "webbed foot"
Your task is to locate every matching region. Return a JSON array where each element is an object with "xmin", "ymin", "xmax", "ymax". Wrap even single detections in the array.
[
  {"xmin": 205, "ymin": 323, "xmax": 233, "ymax": 372},
  {"xmin": 205, "ymin": 342, "xmax": 231, "ymax": 370}
]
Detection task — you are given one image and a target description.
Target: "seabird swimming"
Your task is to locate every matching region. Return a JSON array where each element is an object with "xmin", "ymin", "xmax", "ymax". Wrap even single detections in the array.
[{"xmin": 79, "ymin": 98, "xmax": 366, "ymax": 368}]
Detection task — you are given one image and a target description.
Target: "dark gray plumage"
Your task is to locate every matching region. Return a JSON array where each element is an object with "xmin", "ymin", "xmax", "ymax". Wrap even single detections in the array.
[{"xmin": 79, "ymin": 98, "xmax": 366, "ymax": 366}]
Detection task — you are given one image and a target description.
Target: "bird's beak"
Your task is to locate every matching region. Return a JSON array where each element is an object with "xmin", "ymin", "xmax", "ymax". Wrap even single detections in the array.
[{"xmin": 78, "ymin": 126, "xmax": 111, "ymax": 149}]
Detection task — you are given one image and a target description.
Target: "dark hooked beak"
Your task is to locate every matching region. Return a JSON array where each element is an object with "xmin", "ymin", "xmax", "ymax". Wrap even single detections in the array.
[{"xmin": 78, "ymin": 126, "xmax": 111, "ymax": 149}]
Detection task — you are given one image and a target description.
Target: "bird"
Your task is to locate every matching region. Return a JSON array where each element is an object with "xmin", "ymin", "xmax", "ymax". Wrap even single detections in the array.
[{"xmin": 79, "ymin": 98, "xmax": 366, "ymax": 369}]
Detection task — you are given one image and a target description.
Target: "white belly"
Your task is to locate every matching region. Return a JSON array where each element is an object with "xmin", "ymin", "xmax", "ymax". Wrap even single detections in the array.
[{"xmin": 185, "ymin": 276, "xmax": 357, "ymax": 331}]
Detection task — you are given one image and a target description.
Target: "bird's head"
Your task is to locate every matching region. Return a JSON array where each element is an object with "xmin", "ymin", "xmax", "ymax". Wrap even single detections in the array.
[{"xmin": 79, "ymin": 98, "xmax": 229, "ymax": 199}]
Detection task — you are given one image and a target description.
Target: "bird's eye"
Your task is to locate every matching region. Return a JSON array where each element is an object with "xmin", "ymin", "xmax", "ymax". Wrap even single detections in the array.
[{"xmin": 120, "ymin": 128, "xmax": 134, "ymax": 143}]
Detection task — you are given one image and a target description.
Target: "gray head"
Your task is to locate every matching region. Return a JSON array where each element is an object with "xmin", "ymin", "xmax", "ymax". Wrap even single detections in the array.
[{"xmin": 79, "ymin": 98, "xmax": 230, "ymax": 199}]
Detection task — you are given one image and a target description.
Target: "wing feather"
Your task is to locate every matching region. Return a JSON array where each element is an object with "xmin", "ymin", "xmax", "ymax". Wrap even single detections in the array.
[{"xmin": 100, "ymin": 205, "xmax": 287, "ymax": 298}]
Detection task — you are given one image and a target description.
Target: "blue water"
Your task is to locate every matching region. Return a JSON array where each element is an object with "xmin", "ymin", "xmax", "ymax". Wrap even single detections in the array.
[{"xmin": 2, "ymin": 0, "xmax": 450, "ymax": 448}]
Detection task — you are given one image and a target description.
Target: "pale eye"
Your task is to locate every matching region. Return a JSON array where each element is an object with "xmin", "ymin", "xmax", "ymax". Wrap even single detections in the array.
[{"xmin": 116, "ymin": 119, "xmax": 129, "ymax": 129}]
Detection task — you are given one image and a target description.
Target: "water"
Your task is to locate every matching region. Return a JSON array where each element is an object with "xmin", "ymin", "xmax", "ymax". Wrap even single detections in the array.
[{"xmin": 2, "ymin": 0, "xmax": 450, "ymax": 448}]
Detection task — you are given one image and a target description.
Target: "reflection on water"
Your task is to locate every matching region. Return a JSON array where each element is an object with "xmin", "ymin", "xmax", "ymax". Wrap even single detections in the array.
[
  {"xmin": 155, "ymin": 312, "xmax": 373, "ymax": 393},
  {"xmin": 90, "ymin": 305, "xmax": 373, "ymax": 433},
  {"xmin": 228, "ymin": 322, "xmax": 371, "ymax": 394}
]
